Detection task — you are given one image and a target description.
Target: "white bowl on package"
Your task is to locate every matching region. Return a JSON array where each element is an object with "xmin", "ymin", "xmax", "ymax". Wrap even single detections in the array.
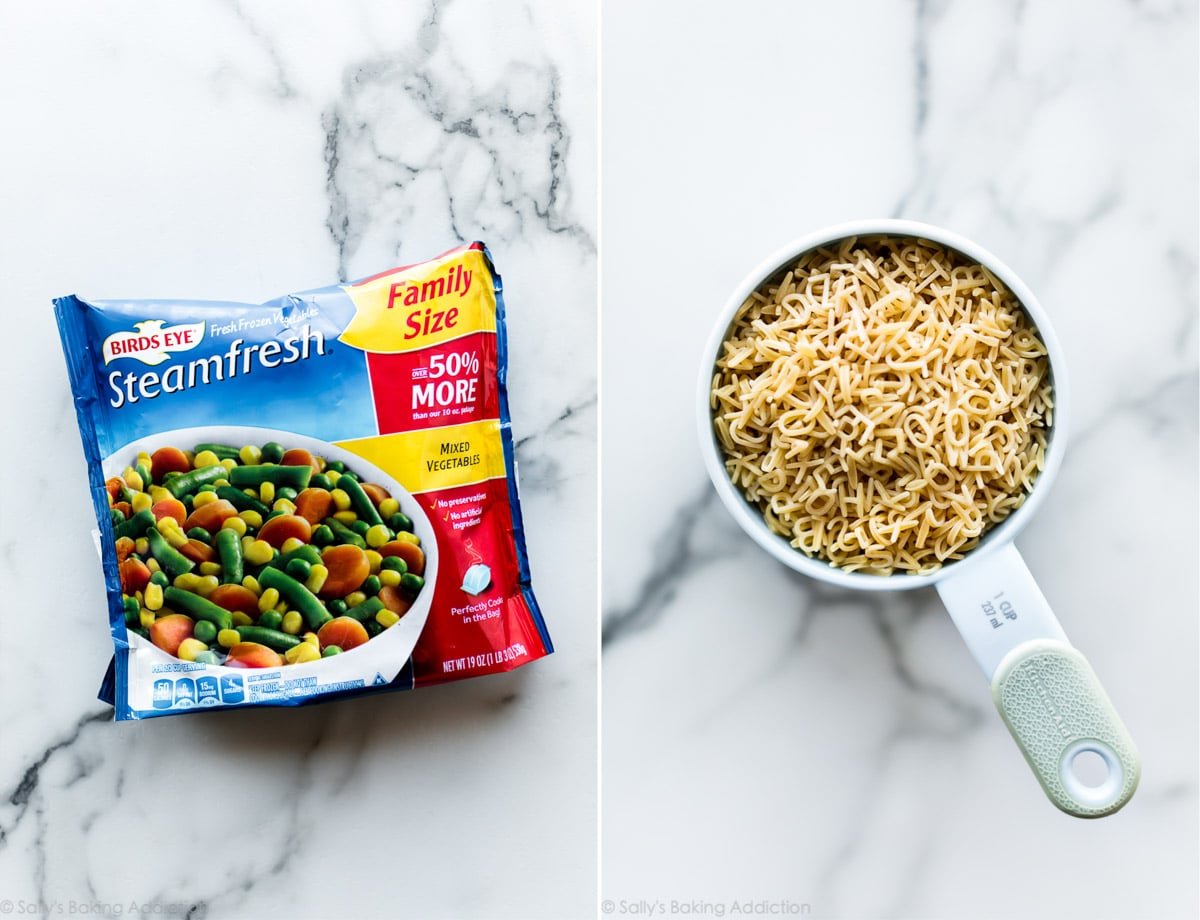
[
  {"xmin": 696, "ymin": 219, "xmax": 1140, "ymax": 817},
  {"xmin": 103, "ymin": 425, "xmax": 437, "ymax": 699}
]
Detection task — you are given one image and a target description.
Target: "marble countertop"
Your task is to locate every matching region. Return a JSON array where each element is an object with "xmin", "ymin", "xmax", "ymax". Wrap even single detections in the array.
[
  {"xmin": 601, "ymin": 1, "xmax": 1197, "ymax": 918},
  {"xmin": 0, "ymin": 2, "xmax": 595, "ymax": 919}
]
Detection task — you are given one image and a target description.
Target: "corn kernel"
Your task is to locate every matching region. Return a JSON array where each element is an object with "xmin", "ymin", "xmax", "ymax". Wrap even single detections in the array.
[
  {"xmin": 131, "ymin": 491, "xmax": 153, "ymax": 514},
  {"xmin": 330, "ymin": 488, "xmax": 351, "ymax": 511},
  {"xmin": 376, "ymin": 609, "xmax": 400, "ymax": 629},
  {"xmin": 346, "ymin": 591, "xmax": 366, "ymax": 608},
  {"xmin": 145, "ymin": 557, "xmax": 161, "ymax": 574},
  {"xmin": 134, "ymin": 537, "xmax": 150, "ymax": 555},
  {"xmin": 239, "ymin": 445, "xmax": 262, "ymax": 465},
  {"xmin": 221, "ymin": 516, "xmax": 248, "ymax": 537},
  {"xmin": 217, "ymin": 628, "xmax": 241, "ymax": 649},
  {"xmin": 394, "ymin": 531, "xmax": 421, "ymax": 546},
  {"xmin": 149, "ymin": 485, "xmax": 172, "ymax": 503},
  {"xmin": 284, "ymin": 642, "xmax": 321, "ymax": 664},
  {"xmin": 144, "ymin": 582, "xmax": 163, "ymax": 611},
  {"xmin": 163, "ymin": 527, "xmax": 188, "ymax": 549},
  {"xmin": 241, "ymin": 575, "xmax": 261, "ymax": 595},
  {"xmin": 313, "ymin": 455, "xmax": 326, "ymax": 472},
  {"xmin": 231, "ymin": 611, "xmax": 253, "ymax": 627},
  {"xmin": 257, "ymin": 587, "xmax": 280, "ymax": 613},
  {"xmin": 199, "ymin": 561, "xmax": 222, "ymax": 577},
  {"xmin": 305, "ymin": 564, "xmax": 328, "ymax": 594},
  {"xmin": 243, "ymin": 488, "xmax": 257, "ymax": 497},
  {"xmin": 139, "ymin": 608, "xmax": 156, "ymax": 629},
  {"xmin": 377, "ymin": 497, "xmax": 399, "ymax": 518},
  {"xmin": 220, "ymin": 458, "xmax": 237, "ymax": 472},
  {"xmin": 332, "ymin": 510, "xmax": 358, "ymax": 524},
  {"xmin": 183, "ymin": 450, "xmax": 195, "ymax": 465},
  {"xmin": 213, "ymin": 478, "xmax": 230, "ymax": 488},
  {"xmin": 379, "ymin": 569, "xmax": 402, "ymax": 587},
  {"xmin": 281, "ymin": 611, "xmax": 303, "ymax": 635},
  {"xmin": 326, "ymin": 470, "xmax": 342, "ymax": 484},
  {"xmin": 364, "ymin": 550, "xmax": 382, "ymax": 573},
  {"xmin": 174, "ymin": 573, "xmax": 201, "ymax": 591},
  {"xmin": 136, "ymin": 451, "xmax": 153, "ymax": 468},
  {"xmin": 122, "ymin": 467, "xmax": 144, "ymax": 491},
  {"xmin": 196, "ymin": 575, "xmax": 220, "ymax": 597},
  {"xmin": 259, "ymin": 481, "xmax": 275, "ymax": 503},
  {"xmin": 280, "ymin": 536, "xmax": 306, "ymax": 555},
  {"xmin": 239, "ymin": 510, "xmax": 263, "ymax": 529},
  {"xmin": 244, "ymin": 540, "xmax": 274, "ymax": 566},
  {"xmin": 274, "ymin": 600, "xmax": 288, "ymax": 614},
  {"xmin": 193, "ymin": 450, "xmax": 220, "ymax": 468},
  {"xmin": 134, "ymin": 589, "xmax": 144, "ymax": 604},
  {"xmin": 273, "ymin": 498, "xmax": 297, "ymax": 515},
  {"xmin": 365, "ymin": 524, "xmax": 391, "ymax": 548},
  {"xmin": 192, "ymin": 490, "xmax": 218, "ymax": 508},
  {"xmin": 177, "ymin": 638, "xmax": 208, "ymax": 662},
  {"xmin": 303, "ymin": 632, "xmax": 320, "ymax": 647}
]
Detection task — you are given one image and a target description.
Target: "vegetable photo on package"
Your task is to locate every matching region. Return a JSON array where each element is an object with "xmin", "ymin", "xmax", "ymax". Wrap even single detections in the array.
[
  {"xmin": 55, "ymin": 242, "xmax": 552, "ymax": 720},
  {"xmin": 109, "ymin": 437, "xmax": 426, "ymax": 669}
]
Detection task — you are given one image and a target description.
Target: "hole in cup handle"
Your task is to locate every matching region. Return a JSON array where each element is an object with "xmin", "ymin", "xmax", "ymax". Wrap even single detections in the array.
[{"xmin": 936, "ymin": 543, "xmax": 1141, "ymax": 817}]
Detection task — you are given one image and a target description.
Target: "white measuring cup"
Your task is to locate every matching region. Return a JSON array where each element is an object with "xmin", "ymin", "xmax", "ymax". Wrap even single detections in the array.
[{"xmin": 697, "ymin": 219, "xmax": 1139, "ymax": 817}]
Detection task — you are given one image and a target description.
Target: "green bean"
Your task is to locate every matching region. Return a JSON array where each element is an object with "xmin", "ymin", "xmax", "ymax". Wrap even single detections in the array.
[
  {"xmin": 279, "ymin": 544, "xmax": 322, "ymax": 567},
  {"xmin": 193, "ymin": 443, "xmax": 241, "ymax": 461},
  {"xmin": 345, "ymin": 597, "xmax": 384, "ymax": 623},
  {"xmin": 146, "ymin": 528, "xmax": 196, "ymax": 578},
  {"xmin": 324, "ymin": 518, "xmax": 366, "ymax": 549},
  {"xmin": 214, "ymin": 486, "xmax": 270, "ymax": 516},
  {"xmin": 257, "ymin": 566, "xmax": 332, "ymax": 630},
  {"xmin": 229, "ymin": 464, "xmax": 313, "ymax": 491},
  {"xmin": 134, "ymin": 461, "xmax": 152, "ymax": 487},
  {"xmin": 162, "ymin": 587, "xmax": 232, "ymax": 631},
  {"xmin": 110, "ymin": 508, "xmax": 126, "ymax": 525},
  {"xmin": 214, "ymin": 528, "xmax": 244, "ymax": 585},
  {"xmin": 337, "ymin": 476, "xmax": 383, "ymax": 526},
  {"xmin": 235, "ymin": 625, "xmax": 302, "ymax": 652},
  {"xmin": 114, "ymin": 509, "xmax": 155, "ymax": 540},
  {"xmin": 364, "ymin": 620, "xmax": 383, "ymax": 638},
  {"xmin": 165, "ymin": 464, "xmax": 224, "ymax": 497}
]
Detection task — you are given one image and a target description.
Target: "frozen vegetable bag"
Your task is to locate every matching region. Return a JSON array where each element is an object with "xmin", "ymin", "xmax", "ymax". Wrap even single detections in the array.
[{"xmin": 54, "ymin": 242, "xmax": 552, "ymax": 719}]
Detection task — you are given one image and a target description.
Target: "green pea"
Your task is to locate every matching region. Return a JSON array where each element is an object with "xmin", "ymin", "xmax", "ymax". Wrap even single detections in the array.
[
  {"xmin": 327, "ymin": 599, "xmax": 348, "ymax": 617},
  {"xmin": 310, "ymin": 473, "xmax": 332, "ymax": 491},
  {"xmin": 324, "ymin": 460, "xmax": 345, "ymax": 474},
  {"xmin": 311, "ymin": 524, "xmax": 335, "ymax": 546},
  {"xmin": 364, "ymin": 620, "xmax": 383, "ymax": 638},
  {"xmin": 193, "ymin": 650, "xmax": 221, "ymax": 665},
  {"xmin": 285, "ymin": 558, "xmax": 312, "ymax": 581},
  {"xmin": 258, "ymin": 610, "xmax": 283, "ymax": 631},
  {"xmin": 187, "ymin": 527, "xmax": 212, "ymax": 543},
  {"xmin": 193, "ymin": 620, "xmax": 218, "ymax": 644},
  {"xmin": 338, "ymin": 470, "xmax": 358, "ymax": 483},
  {"xmin": 277, "ymin": 486, "xmax": 298, "ymax": 502},
  {"xmin": 265, "ymin": 510, "xmax": 285, "ymax": 522},
  {"xmin": 350, "ymin": 520, "xmax": 370, "ymax": 536},
  {"xmin": 388, "ymin": 512, "xmax": 414, "ymax": 533},
  {"xmin": 400, "ymin": 573, "xmax": 424, "ymax": 595},
  {"xmin": 261, "ymin": 441, "xmax": 285, "ymax": 464},
  {"xmin": 122, "ymin": 596, "xmax": 141, "ymax": 626},
  {"xmin": 380, "ymin": 556, "xmax": 407, "ymax": 574},
  {"xmin": 322, "ymin": 645, "xmax": 342, "ymax": 657},
  {"xmin": 149, "ymin": 571, "xmax": 170, "ymax": 587},
  {"xmin": 361, "ymin": 575, "xmax": 381, "ymax": 597},
  {"xmin": 163, "ymin": 470, "xmax": 182, "ymax": 482},
  {"xmin": 110, "ymin": 508, "xmax": 126, "ymax": 525}
]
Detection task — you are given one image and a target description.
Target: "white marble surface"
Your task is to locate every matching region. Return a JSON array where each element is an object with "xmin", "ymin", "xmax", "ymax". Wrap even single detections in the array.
[
  {"xmin": 0, "ymin": 2, "xmax": 595, "ymax": 918},
  {"xmin": 602, "ymin": 1, "xmax": 1197, "ymax": 918}
]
